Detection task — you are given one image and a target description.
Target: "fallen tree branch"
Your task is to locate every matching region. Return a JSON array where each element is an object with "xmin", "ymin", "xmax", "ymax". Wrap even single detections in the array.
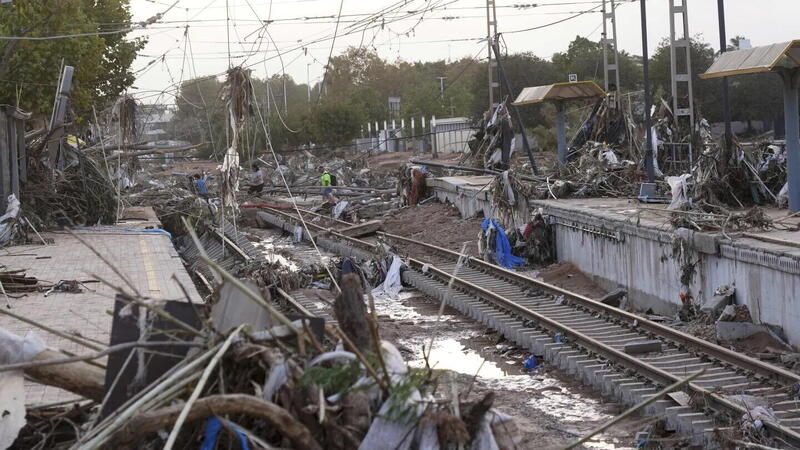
[
  {"xmin": 104, "ymin": 143, "xmax": 204, "ymax": 160},
  {"xmin": 108, "ymin": 394, "xmax": 323, "ymax": 450},
  {"xmin": 0, "ymin": 341, "xmax": 201, "ymax": 373},
  {"xmin": 26, "ymin": 349, "xmax": 105, "ymax": 403}
]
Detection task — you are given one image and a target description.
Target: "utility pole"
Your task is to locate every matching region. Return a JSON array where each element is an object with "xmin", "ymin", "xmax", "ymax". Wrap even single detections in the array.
[
  {"xmin": 307, "ymin": 63, "xmax": 311, "ymax": 104},
  {"xmin": 717, "ymin": 0, "xmax": 733, "ymax": 153},
  {"xmin": 485, "ymin": 0, "xmax": 499, "ymax": 109},
  {"xmin": 601, "ymin": 0, "xmax": 621, "ymax": 92},
  {"xmin": 669, "ymin": 0, "xmax": 695, "ymax": 167},
  {"xmin": 283, "ymin": 77, "xmax": 288, "ymax": 115},
  {"xmin": 641, "ymin": 0, "xmax": 655, "ymax": 183},
  {"xmin": 436, "ymin": 76, "xmax": 447, "ymax": 96},
  {"xmin": 491, "ymin": 41, "xmax": 538, "ymax": 175}
]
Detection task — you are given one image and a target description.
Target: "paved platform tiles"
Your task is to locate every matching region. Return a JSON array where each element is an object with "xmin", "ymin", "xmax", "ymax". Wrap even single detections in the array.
[{"xmin": 0, "ymin": 228, "xmax": 201, "ymax": 403}]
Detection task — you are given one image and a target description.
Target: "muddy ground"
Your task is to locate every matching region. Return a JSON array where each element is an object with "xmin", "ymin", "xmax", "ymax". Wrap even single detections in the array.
[
  {"xmin": 382, "ymin": 202, "xmax": 484, "ymax": 258},
  {"xmin": 373, "ymin": 290, "xmax": 647, "ymax": 450},
  {"xmin": 536, "ymin": 262, "xmax": 608, "ymax": 300},
  {"xmin": 294, "ymin": 285, "xmax": 646, "ymax": 449}
]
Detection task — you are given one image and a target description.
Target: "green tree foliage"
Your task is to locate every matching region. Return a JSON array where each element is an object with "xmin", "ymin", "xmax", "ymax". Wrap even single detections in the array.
[
  {"xmin": 171, "ymin": 34, "xmax": 787, "ymax": 152},
  {"xmin": 0, "ymin": 0, "xmax": 145, "ymax": 120},
  {"xmin": 174, "ymin": 76, "xmax": 225, "ymax": 157},
  {"xmin": 648, "ymin": 34, "xmax": 782, "ymax": 128},
  {"xmin": 307, "ymin": 101, "xmax": 363, "ymax": 146},
  {"xmin": 725, "ymin": 36, "xmax": 783, "ymax": 129},
  {"xmin": 552, "ymin": 36, "xmax": 641, "ymax": 90}
]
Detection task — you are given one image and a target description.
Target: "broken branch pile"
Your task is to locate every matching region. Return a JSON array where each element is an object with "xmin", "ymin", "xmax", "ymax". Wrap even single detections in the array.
[{"xmin": 22, "ymin": 138, "xmax": 117, "ymax": 228}]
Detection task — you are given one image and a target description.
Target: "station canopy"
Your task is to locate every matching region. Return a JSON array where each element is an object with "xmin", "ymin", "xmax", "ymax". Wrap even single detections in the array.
[
  {"xmin": 700, "ymin": 40, "xmax": 800, "ymax": 79},
  {"xmin": 513, "ymin": 81, "xmax": 605, "ymax": 106}
]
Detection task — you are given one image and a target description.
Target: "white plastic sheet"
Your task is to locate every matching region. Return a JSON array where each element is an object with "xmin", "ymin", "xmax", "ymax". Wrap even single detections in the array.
[
  {"xmin": 372, "ymin": 256, "xmax": 403, "ymax": 299},
  {"xmin": 333, "ymin": 201, "xmax": 349, "ymax": 219},
  {"xmin": 0, "ymin": 327, "xmax": 45, "ymax": 365},
  {"xmin": 666, "ymin": 174, "xmax": 691, "ymax": 210},
  {"xmin": 0, "ymin": 373, "xmax": 25, "ymax": 450},
  {"xmin": 0, "ymin": 328, "xmax": 46, "ymax": 449}
]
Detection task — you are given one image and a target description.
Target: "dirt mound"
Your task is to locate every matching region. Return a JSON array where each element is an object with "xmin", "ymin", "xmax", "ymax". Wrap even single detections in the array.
[
  {"xmin": 536, "ymin": 262, "xmax": 607, "ymax": 300},
  {"xmin": 382, "ymin": 201, "xmax": 483, "ymax": 255}
]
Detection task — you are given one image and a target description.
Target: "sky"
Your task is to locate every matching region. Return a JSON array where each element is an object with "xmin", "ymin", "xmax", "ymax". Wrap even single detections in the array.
[{"xmin": 127, "ymin": 0, "xmax": 799, "ymax": 105}]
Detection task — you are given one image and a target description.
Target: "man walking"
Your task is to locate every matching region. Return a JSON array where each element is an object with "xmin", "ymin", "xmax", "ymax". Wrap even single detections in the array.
[{"xmin": 247, "ymin": 164, "xmax": 265, "ymax": 194}]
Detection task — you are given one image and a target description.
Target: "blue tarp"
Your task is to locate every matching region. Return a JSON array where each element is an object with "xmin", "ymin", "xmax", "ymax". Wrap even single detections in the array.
[
  {"xmin": 200, "ymin": 416, "xmax": 250, "ymax": 450},
  {"xmin": 481, "ymin": 218, "xmax": 524, "ymax": 269}
]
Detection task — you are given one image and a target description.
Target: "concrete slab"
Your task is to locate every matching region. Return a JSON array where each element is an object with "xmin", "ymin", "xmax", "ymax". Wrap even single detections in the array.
[{"xmin": 715, "ymin": 321, "xmax": 773, "ymax": 341}]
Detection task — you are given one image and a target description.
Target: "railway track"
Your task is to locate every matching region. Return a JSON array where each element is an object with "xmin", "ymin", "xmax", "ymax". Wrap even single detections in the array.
[{"xmin": 257, "ymin": 206, "xmax": 800, "ymax": 447}]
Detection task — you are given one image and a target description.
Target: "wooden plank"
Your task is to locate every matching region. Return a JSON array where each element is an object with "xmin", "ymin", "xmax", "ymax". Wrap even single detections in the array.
[{"xmin": 337, "ymin": 219, "xmax": 383, "ymax": 238}]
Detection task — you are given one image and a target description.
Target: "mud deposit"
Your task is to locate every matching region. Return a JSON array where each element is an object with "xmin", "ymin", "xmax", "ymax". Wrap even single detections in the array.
[{"xmin": 375, "ymin": 291, "xmax": 641, "ymax": 449}]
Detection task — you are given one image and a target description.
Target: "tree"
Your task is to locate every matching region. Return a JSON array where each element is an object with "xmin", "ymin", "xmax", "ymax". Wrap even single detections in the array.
[
  {"xmin": 551, "ymin": 36, "xmax": 641, "ymax": 91},
  {"xmin": 174, "ymin": 76, "xmax": 225, "ymax": 157},
  {"xmin": 307, "ymin": 101, "xmax": 363, "ymax": 145},
  {"xmin": 0, "ymin": 0, "xmax": 145, "ymax": 120},
  {"xmin": 725, "ymin": 35, "xmax": 782, "ymax": 131}
]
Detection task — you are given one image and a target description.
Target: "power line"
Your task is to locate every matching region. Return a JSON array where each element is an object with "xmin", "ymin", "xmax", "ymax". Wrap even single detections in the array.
[{"xmin": 316, "ymin": 0, "xmax": 345, "ymax": 103}]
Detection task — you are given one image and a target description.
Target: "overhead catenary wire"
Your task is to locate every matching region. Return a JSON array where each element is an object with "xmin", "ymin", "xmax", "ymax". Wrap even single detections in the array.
[
  {"xmin": 252, "ymin": 86, "xmax": 342, "ymax": 294},
  {"xmin": 316, "ymin": 0, "xmax": 344, "ymax": 103}
]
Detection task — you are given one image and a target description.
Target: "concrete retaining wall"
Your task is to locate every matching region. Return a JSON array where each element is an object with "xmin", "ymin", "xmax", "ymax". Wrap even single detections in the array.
[{"xmin": 536, "ymin": 201, "xmax": 800, "ymax": 348}]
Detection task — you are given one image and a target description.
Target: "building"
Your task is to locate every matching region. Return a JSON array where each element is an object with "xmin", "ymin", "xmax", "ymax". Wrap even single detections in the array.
[
  {"xmin": 137, "ymin": 104, "xmax": 176, "ymax": 142},
  {"xmin": 432, "ymin": 117, "xmax": 473, "ymax": 154}
]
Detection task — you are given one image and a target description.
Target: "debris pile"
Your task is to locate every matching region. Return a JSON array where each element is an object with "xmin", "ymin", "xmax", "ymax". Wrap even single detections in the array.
[
  {"xmin": 23, "ymin": 136, "xmax": 117, "ymax": 228},
  {"xmin": 570, "ymin": 91, "xmax": 639, "ymax": 162},
  {"xmin": 5, "ymin": 256, "xmax": 520, "ymax": 449},
  {"xmin": 461, "ymin": 101, "xmax": 513, "ymax": 171},
  {"xmin": 666, "ymin": 120, "xmax": 789, "ymax": 231}
]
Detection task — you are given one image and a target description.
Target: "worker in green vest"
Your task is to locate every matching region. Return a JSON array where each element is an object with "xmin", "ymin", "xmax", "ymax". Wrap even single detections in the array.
[
  {"xmin": 320, "ymin": 169, "xmax": 332, "ymax": 188},
  {"xmin": 320, "ymin": 168, "xmax": 337, "ymax": 203}
]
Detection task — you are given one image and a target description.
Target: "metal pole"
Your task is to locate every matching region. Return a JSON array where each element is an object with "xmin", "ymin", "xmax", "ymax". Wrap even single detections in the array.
[
  {"xmin": 556, "ymin": 102, "xmax": 567, "ymax": 164},
  {"xmin": 306, "ymin": 63, "xmax": 311, "ymax": 104},
  {"xmin": 640, "ymin": 0, "xmax": 655, "ymax": 182},
  {"xmin": 782, "ymin": 70, "xmax": 800, "ymax": 211},
  {"xmin": 490, "ymin": 42, "xmax": 538, "ymax": 174},
  {"xmin": 717, "ymin": 0, "xmax": 733, "ymax": 153},
  {"xmin": 486, "ymin": 0, "xmax": 498, "ymax": 108}
]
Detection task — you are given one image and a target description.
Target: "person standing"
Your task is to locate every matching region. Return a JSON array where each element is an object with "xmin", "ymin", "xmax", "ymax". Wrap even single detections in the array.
[
  {"xmin": 320, "ymin": 168, "xmax": 332, "ymax": 188},
  {"xmin": 247, "ymin": 164, "xmax": 265, "ymax": 194},
  {"xmin": 193, "ymin": 173, "xmax": 214, "ymax": 215},
  {"xmin": 193, "ymin": 173, "xmax": 209, "ymax": 198},
  {"xmin": 320, "ymin": 168, "xmax": 337, "ymax": 203}
]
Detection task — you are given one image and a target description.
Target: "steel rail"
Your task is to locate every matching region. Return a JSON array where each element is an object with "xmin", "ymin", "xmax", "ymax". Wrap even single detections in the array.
[
  {"xmin": 379, "ymin": 231, "xmax": 800, "ymax": 387},
  {"xmin": 260, "ymin": 211, "xmax": 800, "ymax": 445},
  {"xmin": 406, "ymin": 256, "xmax": 800, "ymax": 447}
]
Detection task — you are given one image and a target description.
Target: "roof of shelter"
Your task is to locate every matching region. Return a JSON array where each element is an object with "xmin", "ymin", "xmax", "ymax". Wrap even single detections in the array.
[
  {"xmin": 513, "ymin": 81, "xmax": 605, "ymax": 106},
  {"xmin": 700, "ymin": 40, "xmax": 800, "ymax": 79}
]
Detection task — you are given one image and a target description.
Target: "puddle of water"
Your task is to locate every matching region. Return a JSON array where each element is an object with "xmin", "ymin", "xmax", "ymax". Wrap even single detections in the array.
[
  {"xmin": 406, "ymin": 338, "xmax": 515, "ymax": 379},
  {"xmin": 372, "ymin": 291, "xmax": 425, "ymax": 321},
  {"xmin": 249, "ymin": 227, "xmax": 334, "ymax": 272},
  {"xmin": 528, "ymin": 389, "xmax": 606, "ymax": 423}
]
